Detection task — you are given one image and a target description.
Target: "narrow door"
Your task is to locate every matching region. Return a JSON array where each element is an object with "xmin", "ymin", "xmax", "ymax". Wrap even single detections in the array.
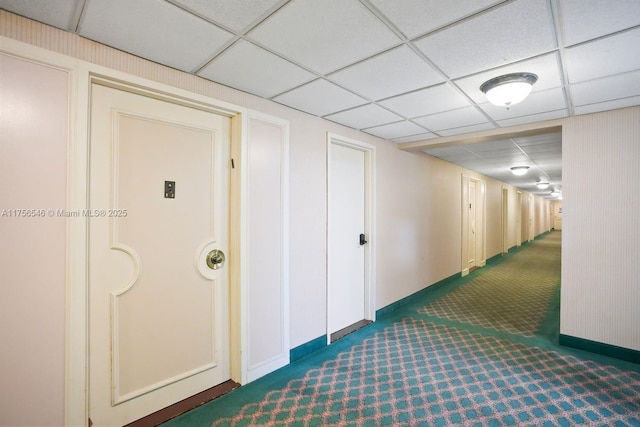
[
  {"xmin": 529, "ymin": 195, "xmax": 535, "ymax": 241},
  {"xmin": 516, "ymin": 191, "xmax": 522, "ymax": 246},
  {"xmin": 89, "ymin": 84, "xmax": 230, "ymax": 426},
  {"xmin": 554, "ymin": 203, "xmax": 563, "ymax": 230},
  {"xmin": 468, "ymin": 180, "xmax": 477, "ymax": 267},
  {"xmin": 502, "ymin": 188, "xmax": 508, "ymax": 254},
  {"xmin": 328, "ymin": 143, "xmax": 366, "ymax": 337}
]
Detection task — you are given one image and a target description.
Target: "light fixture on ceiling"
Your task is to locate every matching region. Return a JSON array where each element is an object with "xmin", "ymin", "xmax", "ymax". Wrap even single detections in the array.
[
  {"xmin": 510, "ymin": 166, "xmax": 530, "ymax": 176},
  {"xmin": 536, "ymin": 181, "xmax": 550, "ymax": 189},
  {"xmin": 550, "ymin": 190, "xmax": 560, "ymax": 197},
  {"xmin": 480, "ymin": 73, "xmax": 538, "ymax": 108}
]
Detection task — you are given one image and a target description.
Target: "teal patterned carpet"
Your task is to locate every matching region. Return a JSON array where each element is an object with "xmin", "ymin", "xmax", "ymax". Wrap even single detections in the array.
[
  {"xmin": 164, "ymin": 232, "xmax": 640, "ymax": 426},
  {"xmin": 418, "ymin": 232, "xmax": 562, "ymax": 338}
]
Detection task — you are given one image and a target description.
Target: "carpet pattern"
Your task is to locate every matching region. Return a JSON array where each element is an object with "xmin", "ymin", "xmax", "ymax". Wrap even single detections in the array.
[
  {"xmin": 163, "ymin": 233, "xmax": 640, "ymax": 427},
  {"xmin": 418, "ymin": 233, "xmax": 562, "ymax": 337},
  {"xmin": 211, "ymin": 318, "xmax": 640, "ymax": 426}
]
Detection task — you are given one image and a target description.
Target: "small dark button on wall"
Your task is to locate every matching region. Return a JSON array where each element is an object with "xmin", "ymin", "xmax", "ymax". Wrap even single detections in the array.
[{"xmin": 165, "ymin": 181, "xmax": 175, "ymax": 199}]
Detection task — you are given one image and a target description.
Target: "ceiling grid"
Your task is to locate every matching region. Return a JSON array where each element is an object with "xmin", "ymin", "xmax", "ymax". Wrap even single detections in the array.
[{"xmin": 2, "ymin": 0, "xmax": 639, "ymax": 196}]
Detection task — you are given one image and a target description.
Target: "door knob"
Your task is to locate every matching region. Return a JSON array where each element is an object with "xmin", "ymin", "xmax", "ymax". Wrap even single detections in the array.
[
  {"xmin": 206, "ymin": 249, "xmax": 225, "ymax": 270},
  {"xmin": 359, "ymin": 233, "xmax": 367, "ymax": 246}
]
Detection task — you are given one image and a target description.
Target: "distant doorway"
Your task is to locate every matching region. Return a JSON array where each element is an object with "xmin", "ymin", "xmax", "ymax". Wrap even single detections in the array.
[
  {"xmin": 502, "ymin": 187, "xmax": 509, "ymax": 254},
  {"xmin": 516, "ymin": 191, "xmax": 522, "ymax": 246},
  {"xmin": 462, "ymin": 175, "xmax": 486, "ymax": 276}
]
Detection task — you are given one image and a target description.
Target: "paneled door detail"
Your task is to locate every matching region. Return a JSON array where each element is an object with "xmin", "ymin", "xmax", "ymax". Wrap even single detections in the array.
[{"xmin": 89, "ymin": 84, "xmax": 230, "ymax": 425}]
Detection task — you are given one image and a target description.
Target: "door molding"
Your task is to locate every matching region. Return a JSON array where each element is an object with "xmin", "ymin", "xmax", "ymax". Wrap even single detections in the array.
[
  {"xmin": 326, "ymin": 133, "xmax": 376, "ymax": 343},
  {"xmin": 461, "ymin": 174, "xmax": 486, "ymax": 277}
]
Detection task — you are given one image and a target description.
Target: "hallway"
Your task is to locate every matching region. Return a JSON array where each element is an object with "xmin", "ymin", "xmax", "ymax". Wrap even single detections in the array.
[{"xmin": 164, "ymin": 232, "xmax": 639, "ymax": 426}]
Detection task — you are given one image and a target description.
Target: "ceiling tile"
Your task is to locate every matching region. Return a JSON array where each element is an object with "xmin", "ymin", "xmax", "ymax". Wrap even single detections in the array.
[
  {"xmin": 0, "ymin": 0, "xmax": 79, "ymax": 30},
  {"xmin": 363, "ymin": 120, "xmax": 428, "ymax": 139},
  {"xmin": 273, "ymin": 79, "xmax": 367, "ymax": 116},
  {"xmin": 171, "ymin": 0, "xmax": 282, "ymax": 32},
  {"xmin": 247, "ymin": 0, "xmax": 400, "ymax": 74},
  {"xmin": 518, "ymin": 142, "xmax": 561, "ymax": 156},
  {"xmin": 329, "ymin": 45, "xmax": 444, "ymax": 101},
  {"xmin": 465, "ymin": 139, "xmax": 517, "ymax": 153},
  {"xmin": 198, "ymin": 40, "xmax": 315, "ymax": 98},
  {"xmin": 437, "ymin": 122, "xmax": 496, "ymax": 137},
  {"xmin": 414, "ymin": 0, "xmax": 556, "ymax": 78},
  {"xmin": 379, "ymin": 83, "xmax": 471, "ymax": 118},
  {"xmin": 454, "ymin": 53, "xmax": 563, "ymax": 104},
  {"xmin": 79, "ymin": 0, "xmax": 233, "ymax": 72},
  {"xmin": 469, "ymin": 147, "xmax": 527, "ymax": 160},
  {"xmin": 571, "ymin": 70, "xmax": 640, "ymax": 107},
  {"xmin": 325, "ymin": 104, "xmax": 402, "ymax": 130},
  {"xmin": 480, "ymin": 88, "xmax": 567, "ymax": 121},
  {"xmin": 367, "ymin": 0, "xmax": 501, "ymax": 39},
  {"xmin": 574, "ymin": 96, "xmax": 640, "ymax": 116},
  {"xmin": 565, "ymin": 28, "xmax": 640, "ymax": 83},
  {"xmin": 426, "ymin": 146, "xmax": 479, "ymax": 162},
  {"xmin": 525, "ymin": 148, "xmax": 562, "ymax": 161},
  {"xmin": 558, "ymin": 0, "xmax": 640, "ymax": 46},
  {"xmin": 392, "ymin": 132, "xmax": 437, "ymax": 143},
  {"xmin": 412, "ymin": 106, "xmax": 488, "ymax": 131},
  {"xmin": 513, "ymin": 133, "xmax": 561, "ymax": 146},
  {"xmin": 528, "ymin": 152, "xmax": 562, "ymax": 162},
  {"xmin": 496, "ymin": 109, "xmax": 569, "ymax": 127}
]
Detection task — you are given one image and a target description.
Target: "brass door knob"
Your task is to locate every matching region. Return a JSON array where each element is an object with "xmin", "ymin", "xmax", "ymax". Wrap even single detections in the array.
[{"xmin": 206, "ymin": 249, "xmax": 225, "ymax": 270}]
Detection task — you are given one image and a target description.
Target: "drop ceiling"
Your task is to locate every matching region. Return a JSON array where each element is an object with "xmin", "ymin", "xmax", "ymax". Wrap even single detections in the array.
[{"xmin": 2, "ymin": 0, "xmax": 639, "ymax": 197}]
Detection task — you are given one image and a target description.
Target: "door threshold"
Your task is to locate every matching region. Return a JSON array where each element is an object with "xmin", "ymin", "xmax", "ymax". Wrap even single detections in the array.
[
  {"xmin": 124, "ymin": 379, "xmax": 240, "ymax": 427},
  {"xmin": 330, "ymin": 319, "xmax": 372, "ymax": 343}
]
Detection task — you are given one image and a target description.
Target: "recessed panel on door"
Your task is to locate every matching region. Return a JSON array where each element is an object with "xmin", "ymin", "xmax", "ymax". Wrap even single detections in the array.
[{"xmin": 89, "ymin": 84, "xmax": 230, "ymax": 425}]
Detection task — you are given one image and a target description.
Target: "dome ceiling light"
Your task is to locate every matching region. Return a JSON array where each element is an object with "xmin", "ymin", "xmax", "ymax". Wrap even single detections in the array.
[
  {"xmin": 480, "ymin": 73, "xmax": 538, "ymax": 108},
  {"xmin": 510, "ymin": 166, "xmax": 530, "ymax": 176},
  {"xmin": 536, "ymin": 181, "xmax": 550, "ymax": 189}
]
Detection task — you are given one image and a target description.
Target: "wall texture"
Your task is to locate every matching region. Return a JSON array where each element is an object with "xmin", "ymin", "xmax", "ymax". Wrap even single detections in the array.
[
  {"xmin": 0, "ymin": 52, "xmax": 68, "ymax": 427},
  {"xmin": 561, "ymin": 106, "xmax": 640, "ymax": 351}
]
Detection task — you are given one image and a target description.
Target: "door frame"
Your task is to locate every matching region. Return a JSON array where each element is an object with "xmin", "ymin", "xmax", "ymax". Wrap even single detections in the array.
[
  {"xmin": 461, "ymin": 174, "xmax": 486, "ymax": 276},
  {"xmin": 78, "ymin": 72, "xmax": 243, "ymax": 426},
  {"xmin": 326, "ymin": 133, "xmax": 376, "ymax": 343}
]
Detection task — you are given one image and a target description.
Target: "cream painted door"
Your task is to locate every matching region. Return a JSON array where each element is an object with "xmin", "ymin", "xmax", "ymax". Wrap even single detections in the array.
[
  {"xmin": 328, "ymin": 143, "xmax": 366, "ymax": 335},
  {"xmin": 554, "ymin": 204, "xmax": 563, "ymax": 230},
  {"xmin": 502, "ymin": 188, "xmax": 508, "ymax": 254},
  {"xmin": 468, "ymin": 180, "xmax": 477, "ymax": 267},
  {"xmin": 516, "ymin": 191, "xmax": 522, "ymax": 246},
  {"xmin": 89, "ymin": 84, "xmax": 230, "ymax": 426},
  {"xmin": 529, "ymin": 195, "xmax": 535, "ymax": 241}
]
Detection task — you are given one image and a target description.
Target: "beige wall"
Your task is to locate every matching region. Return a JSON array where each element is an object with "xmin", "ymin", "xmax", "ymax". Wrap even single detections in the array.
[
  {"xmin": 0, "ymin": 53, "xmax": 68, "ymax": 426},
  {"xmin": 562, "ymin": 106, "xmax": 640, "ymax": 351}
]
